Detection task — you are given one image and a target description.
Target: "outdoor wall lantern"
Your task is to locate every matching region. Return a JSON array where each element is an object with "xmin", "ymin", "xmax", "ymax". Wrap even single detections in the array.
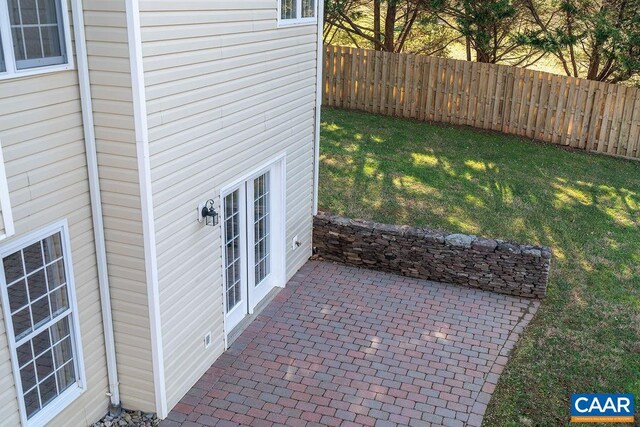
[{"xmin": 197, "ymin": 199, "xmax": 219, "ymax": 226}]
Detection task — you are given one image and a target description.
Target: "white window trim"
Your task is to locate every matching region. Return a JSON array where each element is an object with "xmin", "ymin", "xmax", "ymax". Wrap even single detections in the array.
[
  {"xmin": 0, "ymin": 220, "xmax": 86, "ymax": 427},
  {"xmin": 277, "ymin": 0, "xmax": 318, "ymax": 27},
  {"xmin": 0, "ymin": 0, "xmax": 75, "ymax": 81},
  {"xmin": 0, "ymin": 138, "xmax": 15, "ymax": 241}
]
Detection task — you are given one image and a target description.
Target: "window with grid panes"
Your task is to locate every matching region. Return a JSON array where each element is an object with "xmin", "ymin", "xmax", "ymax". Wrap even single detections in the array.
[
  {"xmin": 1, "ymin": 226, "xmax": 83, "ymax": 424},
  {"xmin": 279, "ymin": 0, "xmax": 316, "ymax": 24},
  {"xmin": 0, "ymin": 0, "xmax": 71, "ymax": 77}
]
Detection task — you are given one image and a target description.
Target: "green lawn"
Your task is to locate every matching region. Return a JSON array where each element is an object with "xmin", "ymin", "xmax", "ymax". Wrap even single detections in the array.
[{"xmin": 319, "ymin": 107, "xmax": 640, "ymax": 426}]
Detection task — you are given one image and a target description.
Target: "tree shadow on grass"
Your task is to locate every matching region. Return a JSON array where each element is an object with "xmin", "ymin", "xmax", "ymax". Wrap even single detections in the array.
[{"xmin": 320, "ymin": 110, "xmax": 639, "ymax": 244}]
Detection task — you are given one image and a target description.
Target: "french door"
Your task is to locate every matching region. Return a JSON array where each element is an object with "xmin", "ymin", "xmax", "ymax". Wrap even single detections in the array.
[{"xmin": 221, "ymin": 161, "xmax": 285, "ymax": 333}]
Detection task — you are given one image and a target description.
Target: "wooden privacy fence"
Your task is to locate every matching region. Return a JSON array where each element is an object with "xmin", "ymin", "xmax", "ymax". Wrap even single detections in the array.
[{"xmin": 323, "ymin": 45, "xmax": 640, "ymax": 160}]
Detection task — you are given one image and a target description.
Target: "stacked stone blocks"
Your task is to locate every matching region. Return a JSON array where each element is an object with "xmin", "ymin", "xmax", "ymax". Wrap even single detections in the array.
[{"xmin": 313, "ymin": 211, "xmax": 551, "ymax": 298}]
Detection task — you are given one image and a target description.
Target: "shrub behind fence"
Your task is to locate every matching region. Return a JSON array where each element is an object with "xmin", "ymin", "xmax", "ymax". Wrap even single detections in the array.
[{"xmin": 323, "ymin": 45, "xmax": 640, "ymax": 160}]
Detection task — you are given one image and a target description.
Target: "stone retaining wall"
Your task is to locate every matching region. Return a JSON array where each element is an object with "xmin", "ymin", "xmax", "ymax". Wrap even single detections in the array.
[{"xmin": 313, "ymin": 212, "xmax": 551, "ymax": 298}]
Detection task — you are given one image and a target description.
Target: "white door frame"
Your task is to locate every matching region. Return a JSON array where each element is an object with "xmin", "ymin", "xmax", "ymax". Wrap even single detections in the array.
[
  {"xmin": 219, "ymin": 153, "xmax": 287, "ymax": 338},
  {"xmin": 220, "ymin": 185, "xmax": 249, "ymax": 334}
]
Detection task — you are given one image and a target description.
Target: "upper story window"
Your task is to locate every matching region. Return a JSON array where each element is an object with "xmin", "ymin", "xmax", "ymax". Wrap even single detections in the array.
[
  {"xmin": 279, "ymin": 0, "xmax": 316, "ymax": 26},
  {"xmin": 0, "ymin": 222, "xmax": 85, "ymax": 426},
  {"xmin": 0, "ymin": 0, "xmax": 73, "ymax": 79}
]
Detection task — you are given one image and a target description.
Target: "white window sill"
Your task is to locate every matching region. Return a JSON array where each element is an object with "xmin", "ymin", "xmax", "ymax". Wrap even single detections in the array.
[
  {"xmin": 26, "ymin": 384, "xmax": 84, "ymax": 427},
  {"xmin": 277, "ymin": 18, "xmax": 318, "ymax": 27},
  {"xmin": 0, "ymin": 62, "xmax": 74, "ymax": 82}
]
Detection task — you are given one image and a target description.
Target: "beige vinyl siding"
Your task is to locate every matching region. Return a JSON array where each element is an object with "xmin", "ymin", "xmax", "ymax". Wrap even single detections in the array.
[
  {"xmin": 82, "ymin": 0, "xmax": 155, "ymax": 412},
  {"xmin": 139, "ymin": 1, "xmax": 318, "ymax": 409},
  {"xmin": 0, "ymin": 66, "xmax": 109, "ymax": 427}
]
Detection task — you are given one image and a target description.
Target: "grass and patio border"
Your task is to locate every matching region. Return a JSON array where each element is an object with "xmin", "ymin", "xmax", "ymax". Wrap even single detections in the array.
[{"xmin": 319, "ymin": 107, "xmax": 640, "ymax": 425}]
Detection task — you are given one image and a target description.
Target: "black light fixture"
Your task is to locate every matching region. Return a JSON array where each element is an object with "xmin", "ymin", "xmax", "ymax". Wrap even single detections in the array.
[{"xmin": 198, "ymin": 199, "xmax": 219, "ymax": 226}]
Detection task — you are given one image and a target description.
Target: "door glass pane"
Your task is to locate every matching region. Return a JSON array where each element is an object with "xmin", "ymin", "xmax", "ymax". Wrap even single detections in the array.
[
  {"xmin": 253, "ymin": 173, "xmax": 271, "ymax": 286},
  {"xmin": 223, "ymin": 191, "xmax": 242, "ymax": 312}
]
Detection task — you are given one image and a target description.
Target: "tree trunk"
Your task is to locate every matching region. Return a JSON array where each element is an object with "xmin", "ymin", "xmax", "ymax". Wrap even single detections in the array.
[
  {"xmin": 466, "ymin": 36, "xmax": 472, "ymax": 61},
  {"xmin": 565, "ymin": 8, "xmax": 579, "ymax": 76},
  {"xmin": 384, "ymin": 1, "xmax": 397, "ymax": 51},
  {"xmin": 586, "ymin": 47, "xmax": 601, "ymax": 80},
  {"xmin": 477, "ymin": 50, "xmax": 491, "ymax": 62},
  {"xmin": 374, "ymin": 0, "xmax": 381, "ymax": 51}
]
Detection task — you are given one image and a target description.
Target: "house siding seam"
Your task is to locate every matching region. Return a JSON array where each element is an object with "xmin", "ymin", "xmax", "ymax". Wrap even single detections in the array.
[{"xmin": 138, "ymin": 0, "xmax": 318, "ymax": 410}]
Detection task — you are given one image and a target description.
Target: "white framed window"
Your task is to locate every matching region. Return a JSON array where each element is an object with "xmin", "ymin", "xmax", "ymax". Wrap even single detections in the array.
[
  {"xmin": 0, "ymin": 220, "xmax": 85, "ymax": 427},
  {"xmin": 0, "ymin": 0, "xmax": 74, "ymax": 80},
  {"xmin": 278, "ymin": 0, "xmax": 317, "ymax": 26}
]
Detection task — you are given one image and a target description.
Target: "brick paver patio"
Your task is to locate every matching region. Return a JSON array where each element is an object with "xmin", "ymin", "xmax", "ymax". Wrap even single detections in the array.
[{"xmin": 161, "ymin": 261, "xmax": 539, "ymax": 427}]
